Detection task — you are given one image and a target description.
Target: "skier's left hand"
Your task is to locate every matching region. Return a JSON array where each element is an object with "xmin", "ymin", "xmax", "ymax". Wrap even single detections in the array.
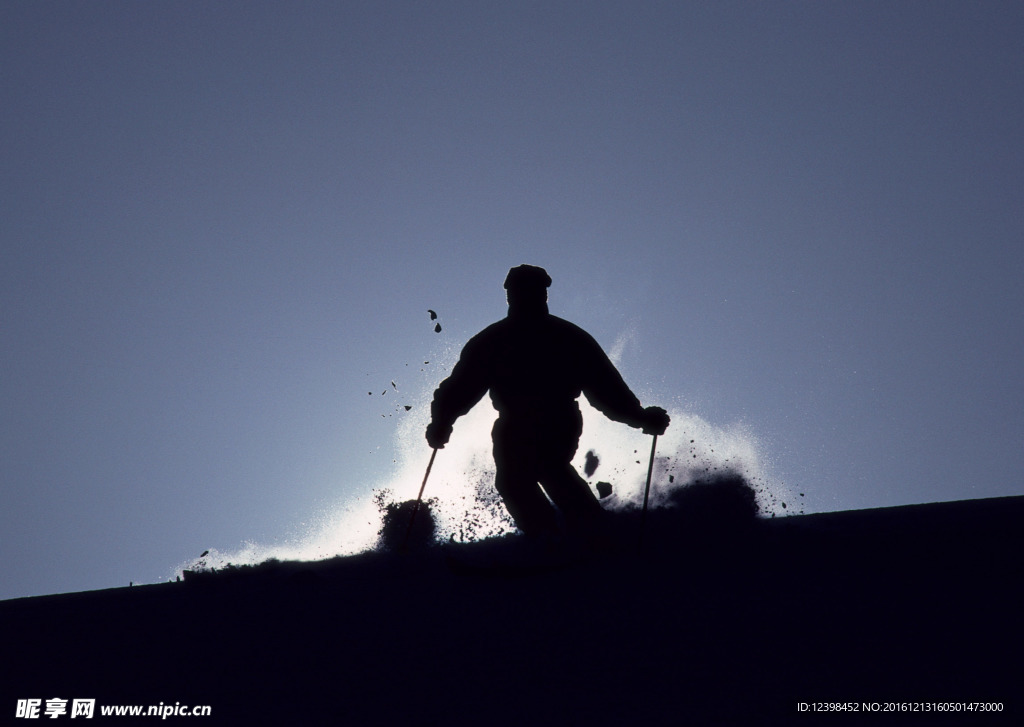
[
  {"xmin": 641, "ymin": 406, "xmax": 670, "ymax": 436},
  {"xmin": 425, "ymin": 421, "xmax": 453, "ymax": 449}
]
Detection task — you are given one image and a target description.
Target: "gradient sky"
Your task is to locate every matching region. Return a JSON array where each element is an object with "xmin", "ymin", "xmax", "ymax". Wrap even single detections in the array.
[{"xmin": 3, "ymin": 1, "xmax": 1022, "ymax": 600}]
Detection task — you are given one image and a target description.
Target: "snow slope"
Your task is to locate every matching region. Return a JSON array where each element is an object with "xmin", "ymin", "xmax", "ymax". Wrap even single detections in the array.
[{"xmin": 3, "ymin": 489, "xmax": 1019, "ymax": 725}]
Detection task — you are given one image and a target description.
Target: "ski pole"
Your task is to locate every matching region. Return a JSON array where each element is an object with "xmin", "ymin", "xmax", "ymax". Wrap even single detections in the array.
[
  {"xmin": 640, "ymin": 433, "xmax": 658, "ymax": 547},
  {"xmin": 401, "ymin": 447, "xmax": 438, "ymax": 551}
]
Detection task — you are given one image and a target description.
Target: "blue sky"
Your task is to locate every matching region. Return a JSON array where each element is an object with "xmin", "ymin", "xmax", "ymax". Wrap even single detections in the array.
[{"xmin": 2, "ymin": 1, "xmax": 1022, "ymax": 600}]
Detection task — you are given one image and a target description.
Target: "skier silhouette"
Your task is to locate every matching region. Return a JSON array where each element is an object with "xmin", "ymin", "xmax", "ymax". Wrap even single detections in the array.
[{"xmin": 426, "ymin": 265, "xmax": 669, "ymax": 540}]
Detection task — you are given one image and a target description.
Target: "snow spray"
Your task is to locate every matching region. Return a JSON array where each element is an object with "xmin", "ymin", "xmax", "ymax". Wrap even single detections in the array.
[{"xmin": 172, "ymin": 339, "xmax": 792, "ymax": 578}]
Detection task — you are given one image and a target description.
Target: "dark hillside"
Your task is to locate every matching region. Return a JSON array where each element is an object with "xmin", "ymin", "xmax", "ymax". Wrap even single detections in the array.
[{"xmin": 3, "ymin": 493, "xmax": 1019, "ymax": 725}]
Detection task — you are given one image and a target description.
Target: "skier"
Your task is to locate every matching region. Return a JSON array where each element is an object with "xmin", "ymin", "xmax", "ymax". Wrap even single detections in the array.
[{"xmin": 426, "ymin": 264, "xmax": 669, "ymax": 542}]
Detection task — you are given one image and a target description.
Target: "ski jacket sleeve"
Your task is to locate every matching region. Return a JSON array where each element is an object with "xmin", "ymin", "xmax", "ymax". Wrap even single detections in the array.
[
  {"xmin": 429, "ymin": 332, "xmax": 492, "ymax": 430},
  {"xmin": 578, "ymin": 333, "xmax": 648, "ymax": 429}
]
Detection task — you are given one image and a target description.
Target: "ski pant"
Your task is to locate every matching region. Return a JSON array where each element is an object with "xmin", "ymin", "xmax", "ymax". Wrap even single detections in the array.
[{"xmin": 491, "ymin": 409, "xmax": 603, "ymax": 538}]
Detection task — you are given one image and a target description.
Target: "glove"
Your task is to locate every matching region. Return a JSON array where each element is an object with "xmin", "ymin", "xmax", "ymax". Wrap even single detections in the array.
[
  {"xmin": 641, "ymin": 406, "xmax": 670, "ymax": 436},
  {"xmin": 425, "ymin": 421, "xmax": 453, "ymax": 449}
]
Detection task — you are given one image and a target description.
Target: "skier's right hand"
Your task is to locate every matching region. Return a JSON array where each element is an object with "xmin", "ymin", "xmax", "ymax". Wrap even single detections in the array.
[
  {"xmin": 425, "ymin": 421, "xmax": 452, "ymax": 449},
  {"xmin": 641, "ymin": 406, "xmax": 670, "ymax": 436}
]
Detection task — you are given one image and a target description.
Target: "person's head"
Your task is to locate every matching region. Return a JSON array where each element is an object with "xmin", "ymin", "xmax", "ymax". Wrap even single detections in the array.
[{"xmin": 504, "ymin": 264, "xmax": 550, "ymax": 316}]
